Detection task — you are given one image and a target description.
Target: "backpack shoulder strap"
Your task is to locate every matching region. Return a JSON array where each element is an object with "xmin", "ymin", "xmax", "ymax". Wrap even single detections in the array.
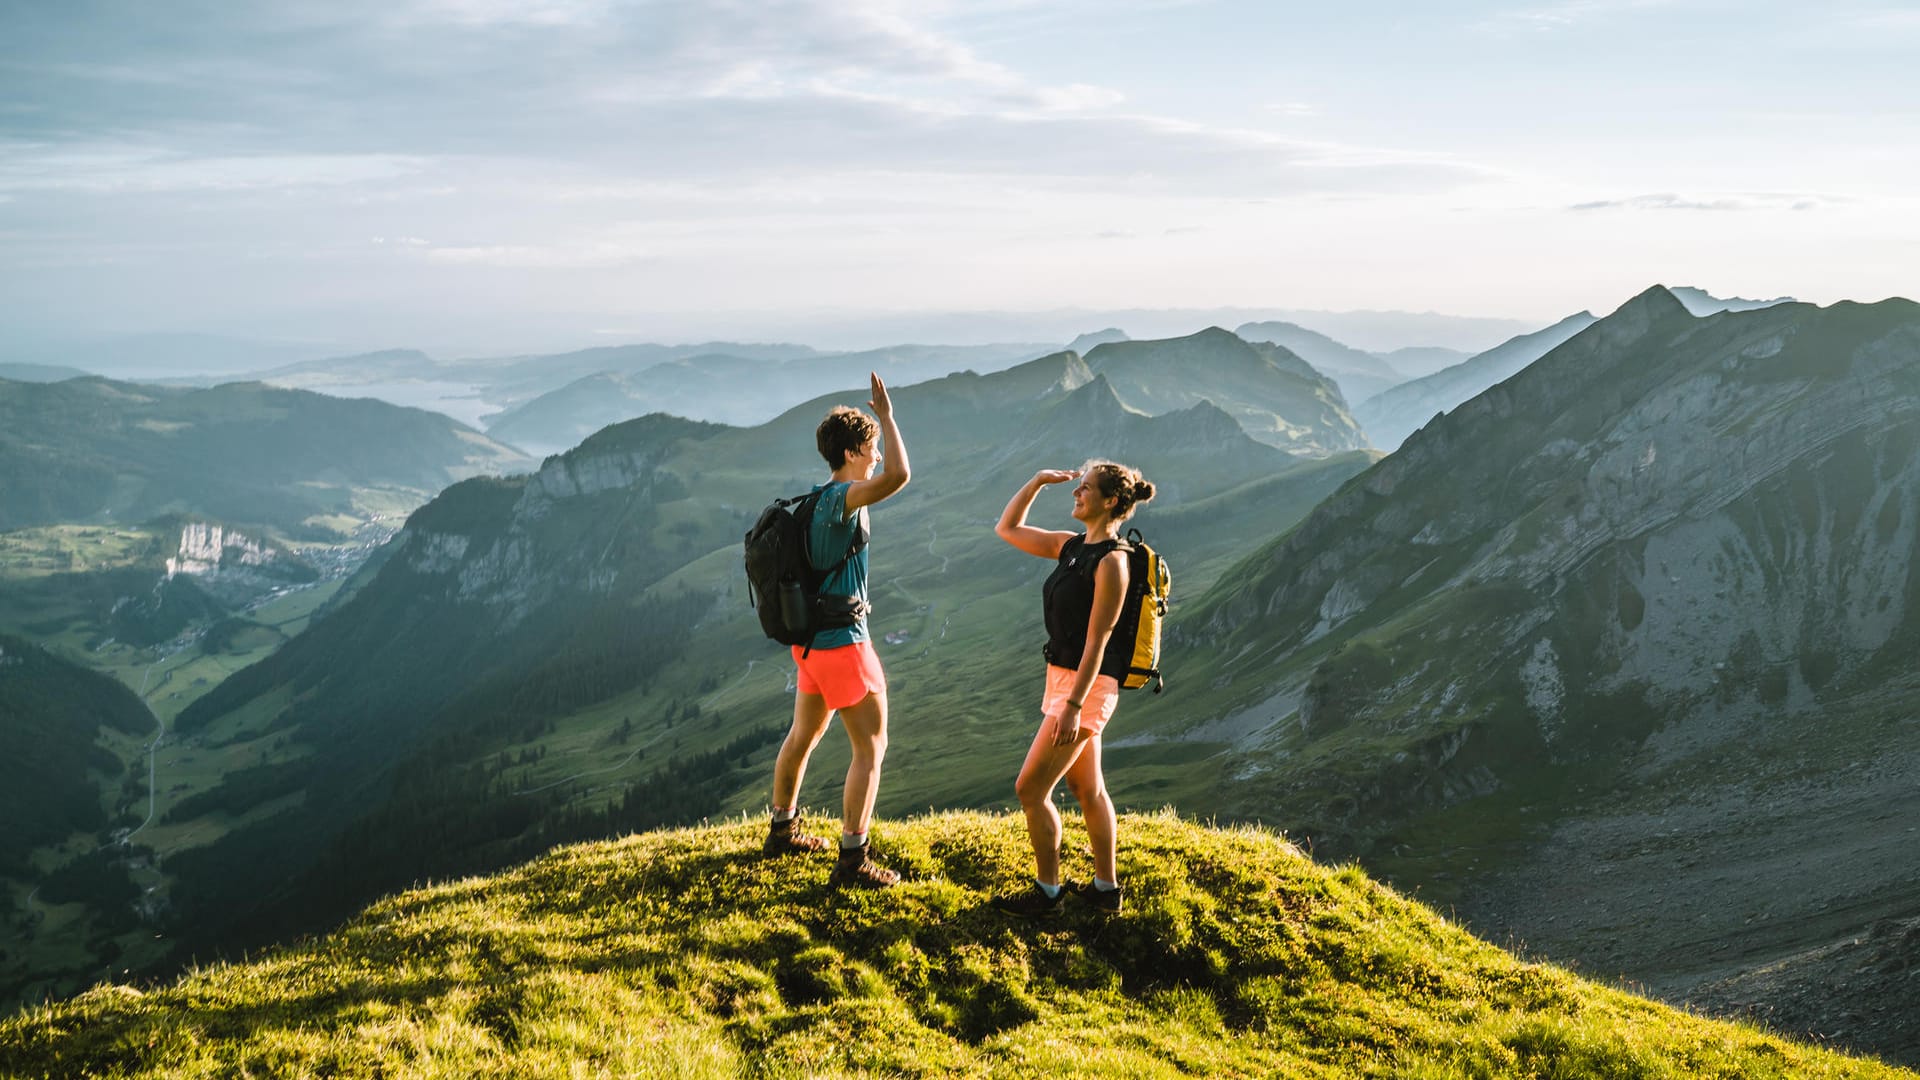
[
  {"xmin": 1072, "ymin": 535, "xmax": 1129, "ymax": 578},
  {"xmin": 799, "ymin": 483, "xmax": 867, "ymax": 581}
]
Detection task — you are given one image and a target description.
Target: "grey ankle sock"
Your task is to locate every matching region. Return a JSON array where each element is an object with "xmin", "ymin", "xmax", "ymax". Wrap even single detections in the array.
[
  {"xmin": 771, "ymin": 806, "xmax": 798, "ymax": 824},
  {"xmin": 1093, "ymin": 877, "xmax": 1119, "ymax": 892},
  {"xmin": 1036, "ymin": 879, "xmax": 1062, "ymax": 899},
  {"xmin": 840, "ymin": 831, "xmax": 867, "ymax": 850}
]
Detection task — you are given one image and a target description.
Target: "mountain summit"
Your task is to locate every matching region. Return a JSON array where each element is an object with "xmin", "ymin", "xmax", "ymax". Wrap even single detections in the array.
[
  {"xmin": 1083, "ymin": 327, "xmax": 1366, "ymax": 455},
  {"xmin": 0, "ymin": 812, "xmax": 1902, "ymax": 1078}
]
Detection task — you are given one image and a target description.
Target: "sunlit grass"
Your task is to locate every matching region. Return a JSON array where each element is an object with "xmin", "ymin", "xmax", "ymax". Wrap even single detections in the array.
[{"xmin": 2, "ymin": 811, "xmax": 1908, "ymax": 1079}]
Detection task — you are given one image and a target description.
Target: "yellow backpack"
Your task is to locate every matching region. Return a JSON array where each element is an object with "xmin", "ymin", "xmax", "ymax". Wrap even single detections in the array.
[{"xmin": 1113, "ymin": 528, "xmax": 1171, "ymax": 692}]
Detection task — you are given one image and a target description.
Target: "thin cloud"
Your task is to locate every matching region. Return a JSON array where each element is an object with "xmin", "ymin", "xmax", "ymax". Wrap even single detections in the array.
[
  {"xmin": 418, "ymin": 241, "xmax": 649, "ymax": 268},
  {"xmin": 0, "ymin": 143, "xmax": 422, "ymax": 194},
  {"xmin": 1483, "ymin": 0, "xmax": 1675, "ymax": 32},
  {"xmin": 0, "ymin": 1, "xmax": 1486, "ymax": 202},
  {"xmin": 1569, "ymin": 192, "xmax": 1833, "ymax": 212}
]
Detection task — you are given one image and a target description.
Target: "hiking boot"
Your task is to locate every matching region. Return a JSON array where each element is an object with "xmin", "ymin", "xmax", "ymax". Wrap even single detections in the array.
[
  {"xmin": 1070, "ymin": 880, "xmax": 1124, "ymax": 914},
  {"xmin": 991, "ymin": 882, "xmax": 1065, "ymax": 918},
  {"xmin": 763, "ymin": 815, "xmax": 829, "ymax": 857},
  {"xmin": 829, "ymin": 841, "xmax": 899, "ymax": 888}
]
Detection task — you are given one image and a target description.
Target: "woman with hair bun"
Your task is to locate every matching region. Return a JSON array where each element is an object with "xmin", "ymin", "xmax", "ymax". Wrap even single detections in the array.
[{"xmin": 990, "ymin": 459, "xmax": 1155, "ymax": 916}]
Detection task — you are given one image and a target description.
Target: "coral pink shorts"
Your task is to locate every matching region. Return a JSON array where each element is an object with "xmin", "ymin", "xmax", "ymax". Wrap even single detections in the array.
[
  {"xmin": 1042, "ymin": 665, "xmax": 1121, "ymax": 737},
  {"xmin": 792, "ymin": 640, "xmax": 886, "ymax": 711}
]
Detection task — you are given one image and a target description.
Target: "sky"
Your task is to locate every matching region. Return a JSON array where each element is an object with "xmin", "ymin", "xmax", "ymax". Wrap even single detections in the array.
[{"xmin": 2, "ymin": 0, "xmax": 1916, "ymax": 355}]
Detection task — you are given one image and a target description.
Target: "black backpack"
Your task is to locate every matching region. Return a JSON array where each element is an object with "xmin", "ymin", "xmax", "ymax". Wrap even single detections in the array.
[
  {"xmin": 1048, "ymin": 528, "xmax": 1171, "ymax": 692},
  {"xmin": 743, "ymin": 487, "xmax": 869, "ymax": 656}
]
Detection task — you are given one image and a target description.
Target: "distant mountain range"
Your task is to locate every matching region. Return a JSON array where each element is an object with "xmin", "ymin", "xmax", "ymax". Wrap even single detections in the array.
[
  {"xmin": 0, "ymin": 376, "xmax": 531, "ymax": 538},
  {"xmin": 1235, "ymin": 320, "xmax": 1408, "ymax": 406},
  {"xmin": 1373, "ymin": 345, "xmax": 1470, "ymax": 380},
  {"xmin": 1667, "ymin": 285, "xmax": 1795, "ymax": 316},
  {"xmin": 1354, "ymin": 311, "xmax": 1599, "ymax": 451},
  {"xmin": 483, "ymin": 342, "xmax": 1058, "ymax": 455},
  {"xmin": 0, "ymin": 363, "xmax": 88, "ymax": 383}
]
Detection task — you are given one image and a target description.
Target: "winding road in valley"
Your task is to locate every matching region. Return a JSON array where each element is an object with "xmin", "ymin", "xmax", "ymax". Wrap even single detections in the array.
[
  {"xmin": 125, "ymin": 656, "xmax": 174, "ymax": 841},
  {"xmin": 513, "ymin": 747, "xmax": 648, "ymax": 796}
]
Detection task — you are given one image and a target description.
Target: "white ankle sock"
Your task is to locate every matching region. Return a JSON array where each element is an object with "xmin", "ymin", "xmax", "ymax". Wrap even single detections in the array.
[
  {"xmin": 771, "ymin": 806, "xmax": 798, "ymax": 823},
  {"xmin": 840, "ymin": 831, "xmax": 867, "ymax": 850}
]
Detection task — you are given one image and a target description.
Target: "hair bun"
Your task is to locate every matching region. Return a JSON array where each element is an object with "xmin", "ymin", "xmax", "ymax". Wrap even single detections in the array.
[{"xmin": 1133, "ymin": 479, "xmax": 1155, "ymax": 503}]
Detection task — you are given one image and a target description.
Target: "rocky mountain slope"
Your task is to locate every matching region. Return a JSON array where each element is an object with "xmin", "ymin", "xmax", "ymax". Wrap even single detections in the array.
[
  {"xmin": 2, "ymin": 812, "xmax": 1907, "ymax": 1079},
  {"xmin": 1145, "ymin": 285, "xmax": 1920, "ymax": 1063}
]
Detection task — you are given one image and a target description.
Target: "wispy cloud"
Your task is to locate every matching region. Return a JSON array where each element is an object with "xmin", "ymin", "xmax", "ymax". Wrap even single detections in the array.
[
  {"xmin": 1842, "ymin": 6, "xmax": 1920, "ymax": 31},
  {"xmin": 0, "ymin": 0, "xmax": 1485, "ymax": 204},
  {"xmin": 1483, "ymin": 0, "xmax": 1675, "ymax": 32},
  {"xmin": 0, "ymin": 142, "xmax": 422, "ymax": 194},
  {"xmin": 418, "ymin": 241, "xmax": 649, "ymax": 269},
  {"xmin": 1569, "ymin": 192, "xmax": 1834, "ymax": 212}
]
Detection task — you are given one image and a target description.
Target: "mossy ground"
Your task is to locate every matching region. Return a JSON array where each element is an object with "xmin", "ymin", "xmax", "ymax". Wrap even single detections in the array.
[{"xmin": 2, "ymin": 811, "xmax": 1910, "ymax": 1079}]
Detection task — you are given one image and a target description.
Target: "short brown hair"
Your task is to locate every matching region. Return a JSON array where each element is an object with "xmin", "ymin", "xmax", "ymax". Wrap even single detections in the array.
[
  {"xmin": 1085, "ymin": 460, "xmax": 1156, "ymax": 520},
  {"xmin": 817, "ymin": 406, "xmax": 878, "ymax": 469}
]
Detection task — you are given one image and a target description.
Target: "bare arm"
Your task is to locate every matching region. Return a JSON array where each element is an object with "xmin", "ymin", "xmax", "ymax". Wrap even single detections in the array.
[
  {"xmin": 995, "ymin": 469, "xmax": 1079, "ymax": 559},
  {"xmin": 845, "ymin": 372, "xmax": 910, "ymax": 511},
  {"xmin": 1051, "ymin": 549, "xmax": 1128, "ymax": 746}
]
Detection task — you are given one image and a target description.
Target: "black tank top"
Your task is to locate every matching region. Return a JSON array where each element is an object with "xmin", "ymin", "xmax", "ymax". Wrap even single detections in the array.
[{"xmin": 1042, "ymin": 534, "xmax": 1129, "ymax": 678}]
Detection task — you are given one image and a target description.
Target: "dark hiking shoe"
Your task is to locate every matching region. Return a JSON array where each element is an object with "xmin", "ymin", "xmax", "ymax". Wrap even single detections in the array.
[
  {"xmin": 991, "ymin": 882, "xmax": 1065, "ymax": 918},
  {"xmin": 1069, "ymin": 880, "xmax": 1124, "ymax": 914},
  {"xmin": 763, "ymin": 816, "xmax": 829, "ymax": 857},
  {"xmin": 829, "ymin": 842, "xmax": 899, "ymax": 888}
]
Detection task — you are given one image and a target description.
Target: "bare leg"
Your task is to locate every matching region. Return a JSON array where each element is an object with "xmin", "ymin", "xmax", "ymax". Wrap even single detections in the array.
[
  {"xmin": 836, "ymin": 690, "xmax": 888, "ymax": 836},
  {"xmin": 1014, "ymin": 723, "xmax": 1092, "ymax": 885},
  {"xmin": 1063, "ymin": 735, "xmax": 1116, "ymax": 883},
  {"xmin": 771, "ymin": 691, "xmax": 832, "ymax": 810}
]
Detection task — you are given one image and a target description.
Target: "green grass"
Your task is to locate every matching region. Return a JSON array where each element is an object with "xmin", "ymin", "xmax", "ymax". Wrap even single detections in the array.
[
  {"xmin": 0, "ymin": 525, "xmax": 156, "ymax": 580},
  {"xmin": 1, "ymin": 811, "xmax": 1907, "ymax": 1079}
]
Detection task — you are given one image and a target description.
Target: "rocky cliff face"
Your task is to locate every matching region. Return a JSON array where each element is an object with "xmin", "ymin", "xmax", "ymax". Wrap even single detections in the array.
[
  {"xmin": 165, "ymin": 522, "xmax": 277, "ymax": 577},
  {"xmin": 387, "ymin": 414, "xmax": 709, "ymax": 631},
  {"xmin": 1177, "ymin": 285, "xmax": 1920, "ymax": 1063}
]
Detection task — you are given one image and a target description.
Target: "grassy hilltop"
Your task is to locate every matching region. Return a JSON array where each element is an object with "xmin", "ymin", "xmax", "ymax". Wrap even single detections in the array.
[{"xmin": 1, "ymin": 812, "xmax": 1907, "ymax": 1080}]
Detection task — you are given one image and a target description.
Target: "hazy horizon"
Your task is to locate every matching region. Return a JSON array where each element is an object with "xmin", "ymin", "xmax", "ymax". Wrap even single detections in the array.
[{"xmin": 4, "ymin": 2, "xmax": 1915, "ymax": 354}]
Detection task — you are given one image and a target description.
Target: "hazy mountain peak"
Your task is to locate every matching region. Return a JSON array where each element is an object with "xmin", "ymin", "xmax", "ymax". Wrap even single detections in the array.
[
  {"xmin": 1617, "ymin": 282, "xmax": 1688, "ymax": 316},
  {"xmin": 1067, "ymin": 328, "xmax": 1129, "ymax": 353},
  {"xmin": 1668, "ymin": 285, "xmax": 1796, "ymax": 316},
  {"xmin": 970, "ymin": 347, "xmax": 1094, "ymax": 400}
]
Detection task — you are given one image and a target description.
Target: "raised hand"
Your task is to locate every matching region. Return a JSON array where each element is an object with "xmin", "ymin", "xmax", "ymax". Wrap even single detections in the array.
[
  {"xmin": 1034, "ymin": 468, "xmax": 1080, "ymax": 486},
  {"xmin": 868, "ymin": 372, "xmax": 892, "ymax": 418}
]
